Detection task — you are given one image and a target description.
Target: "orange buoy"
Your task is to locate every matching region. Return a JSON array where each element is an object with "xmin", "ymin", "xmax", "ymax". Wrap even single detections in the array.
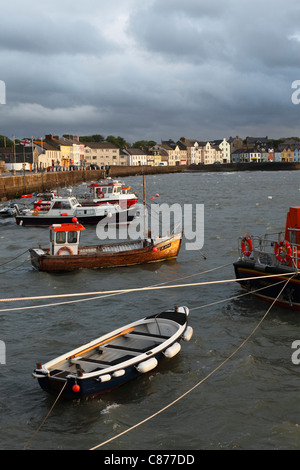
[
  {"xmin": 72, "ymin": 384, "xmax": 80, "ymax": 392},
  {"xmin": 274, "ymin": 240, "xmax": 292, "ymax": 263}
]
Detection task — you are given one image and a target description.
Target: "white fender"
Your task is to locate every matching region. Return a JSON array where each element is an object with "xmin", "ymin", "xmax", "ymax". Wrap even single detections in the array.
[
  {"xmin": 136, "ymin": 357, "xmax": 158, "ymax": 373},
  {"xmin": 97, "ymin": 374, "xmax": 111, "ymax": 382},
  {"xmin": 163, "ymin": 342, "xmax": 181, "ymax": 358},
  {"xmin": 182, "ymin": 326, "xmax": 193, "ymax": 342},
  {"xmin": 112, "ymin": 369, "xmax": 125, "ymax": 378}
]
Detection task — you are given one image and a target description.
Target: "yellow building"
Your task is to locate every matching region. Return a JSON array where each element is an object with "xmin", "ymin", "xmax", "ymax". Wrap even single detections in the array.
[{"xmin": 281, "ymin": 147, "xmax": 293, "ymax": 162}]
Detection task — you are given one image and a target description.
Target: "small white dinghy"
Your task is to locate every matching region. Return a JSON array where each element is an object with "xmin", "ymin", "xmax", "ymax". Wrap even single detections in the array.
[{"xmin": 33, "ymin": 306, "xmax": 193, "ymax": 399}]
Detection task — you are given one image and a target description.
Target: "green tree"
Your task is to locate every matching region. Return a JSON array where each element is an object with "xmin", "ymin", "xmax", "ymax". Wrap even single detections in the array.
[
  {"xmin": 79, "ymin": 134, "xmax": 105, "ymax": 142},
  {"xmin": 0, "ymin": 135, "xmax": 13, "ymax": 147},
  {"xmin": 106, "ymin": 135, "xmax": 130, "ymax": 148},
  {"xmin": 132, "ymin": 140, "xmax": 156, "ymax": 149}
]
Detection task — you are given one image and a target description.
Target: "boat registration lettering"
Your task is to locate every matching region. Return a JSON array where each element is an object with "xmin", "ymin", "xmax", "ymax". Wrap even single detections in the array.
[{"xmin": 160, "ymin": 243, "xmax": 171, "ymax": 251}]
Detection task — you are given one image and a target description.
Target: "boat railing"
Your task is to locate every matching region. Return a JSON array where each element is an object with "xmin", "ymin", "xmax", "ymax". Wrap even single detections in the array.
[{"xmin": 238, "ymin": 233, "xmax": 300, "ymax": 269}]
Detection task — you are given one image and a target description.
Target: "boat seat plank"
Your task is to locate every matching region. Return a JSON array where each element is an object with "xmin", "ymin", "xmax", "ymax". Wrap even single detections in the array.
[
  {"xmin": 105, "ymin": 343, "xmax": 157, "ymax": 353},
  {"xmin": 126, "ymin": 331, "xmax": 169, "ymax": 342},
  {"xmin": 71, "ymin": 354, "xmax": 134, "ymax": 368}
]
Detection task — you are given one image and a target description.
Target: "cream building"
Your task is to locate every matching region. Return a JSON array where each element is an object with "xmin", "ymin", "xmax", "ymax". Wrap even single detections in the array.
[
  {"xmin": 84, "ymin": 142, "xmax": 122, "ymax": 166},
  {"xmin": 33, "ymin": 141, "xmax": 62, "ymax": 169},
  {"xmin": 151, "ymin": 142, "xmax": 182, "ymax": 165}
]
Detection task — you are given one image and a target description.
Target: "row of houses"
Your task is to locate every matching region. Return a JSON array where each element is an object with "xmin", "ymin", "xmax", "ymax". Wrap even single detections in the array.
[{"xmin": 0, "ymin": 135, "xmax": 300, "ymax": 170}]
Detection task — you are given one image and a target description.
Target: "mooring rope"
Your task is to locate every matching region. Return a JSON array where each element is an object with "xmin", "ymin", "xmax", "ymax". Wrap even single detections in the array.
[
  {"xmin": 23, "ymin": 272, "xmax": 296, "ymax": 450},
  {"xmin": 89, "ymin": 274, "xmax": 296, "ymax": 451},
  {"xmin": 189, "ymin": 277, "xmax": 295, "ymax": 311},
  {"xmin": 22, "ymin": 380, "xmax": 67, "ymax": 450},
  {"xmin": 0, "ymin": 271, "xmax": 296, "ymax": 305},
  {"xmin": 0, "ymin": 263, "xmax": 233, "ymax": 312},
  {"xmin": 0, "ymin": 249, "xmax": 29, "ymax": 267},
  {"xmin": 0, "ymin": 256, "xmax": 30, "ymax": 275}
]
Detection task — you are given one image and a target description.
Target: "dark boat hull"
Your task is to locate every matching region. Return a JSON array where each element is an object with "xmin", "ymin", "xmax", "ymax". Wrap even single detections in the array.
[
  {"xmin": 15, "ymin": 211, "xmax": 135, "ymax": 226},
  {"xmin": 36, "ymin": 350, "xmax": 166, "ymax": 399},
  {"xmin": 30, "ymin": 237, "xmax": 182, "ymax": 271},
  {"xmin": 233, "ymin": 260, "xmax": 300, "ymax": 310}
]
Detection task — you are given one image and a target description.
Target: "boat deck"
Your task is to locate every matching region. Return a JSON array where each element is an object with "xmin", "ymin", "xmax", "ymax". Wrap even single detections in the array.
[
  {"xmin": 48, "ymin": 323, "xmax": 174, "ymax": 376},
  {"xmin": 80, "ymin": 241, "xmax": 145, "ymax": 254}
]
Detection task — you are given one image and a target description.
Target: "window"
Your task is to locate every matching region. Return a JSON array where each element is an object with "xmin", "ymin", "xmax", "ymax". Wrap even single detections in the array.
[
  {"xmin": 52, "ymin": 201, "xmax": 71, "ymax": 209},
  {"xmin": 56, "ymin": 231, "xmax": 66, "ymax": 244},
  {"xmin": 68, "ymin": 231, "xmax": 78, "ymax": 243}
]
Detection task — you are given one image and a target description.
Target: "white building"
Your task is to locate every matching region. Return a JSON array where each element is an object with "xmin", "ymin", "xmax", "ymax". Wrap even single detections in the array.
[
  {"xmin": 211, "ymin": 139, "xmax": 231, "ymax": 163},
  {"xmin": 122, "ymin": 148, "xmax": 148, "ymax": 165}
]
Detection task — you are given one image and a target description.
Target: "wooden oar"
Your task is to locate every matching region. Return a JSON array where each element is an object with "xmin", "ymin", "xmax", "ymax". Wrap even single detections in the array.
[{"xmin": 72, "ymin": 327, "xmax": 135, "ymax": 358}]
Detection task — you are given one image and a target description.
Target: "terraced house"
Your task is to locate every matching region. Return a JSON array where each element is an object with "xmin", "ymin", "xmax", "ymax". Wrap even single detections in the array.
[
  {"xmin": 44, "ymin": 134, "xmax": 81, "ymax": 168},
  {"xmin": 83, "ymin": 142, "xmax": 126, "ymax": 167}
]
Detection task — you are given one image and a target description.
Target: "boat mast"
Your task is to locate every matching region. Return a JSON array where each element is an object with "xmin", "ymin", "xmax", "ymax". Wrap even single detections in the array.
[{"xmin": 143, "ymin": 174, "xmax": 147, "ymax": 238}]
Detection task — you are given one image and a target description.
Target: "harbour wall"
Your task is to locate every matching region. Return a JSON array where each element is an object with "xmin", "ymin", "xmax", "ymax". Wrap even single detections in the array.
[
  {"xmin": 0, "ymin": 166, "xmax": 184, "ymax": 200},
  {"xmin": 0, "ymin": 170, "xmax": 106, "ymax": 201},
  {"xmin": 0, "ymin": 162, "xmax": 299, "ymax": 200},
  {"xmin": 185, "ymin": 161, "xmax": 300, "ymax": 173}
]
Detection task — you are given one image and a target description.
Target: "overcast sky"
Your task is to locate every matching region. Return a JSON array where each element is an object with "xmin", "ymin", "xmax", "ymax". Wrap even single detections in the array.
[{"xmin": 0, "ymin": 0, "xmax": 300, "ymax": 144}]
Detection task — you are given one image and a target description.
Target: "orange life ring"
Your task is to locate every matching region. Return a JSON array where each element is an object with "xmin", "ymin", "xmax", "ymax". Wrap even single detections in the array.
[
  {"xmin": 241, "ymin": 236, "xmax": 253, "ymax": 257},
  {"xmin": 32, "ymin": 209, "xmax": 39, "ymax": 216},
  {"xmin": 96, "ymin": 189, "xmax": 105, "ymax": 198},
  {"xmin": 274, "ymin": 240, "xmax": 292, "ymax": 263},
  {"xmin": 57, "ymin": 246, "xmax": 73, "ymax": 256}
]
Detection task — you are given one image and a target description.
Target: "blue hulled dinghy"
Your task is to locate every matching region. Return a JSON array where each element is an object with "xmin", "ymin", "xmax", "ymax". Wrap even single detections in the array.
[{"xmin": 32, "ymin": 306, "xmax": 193, "ymax": 399}]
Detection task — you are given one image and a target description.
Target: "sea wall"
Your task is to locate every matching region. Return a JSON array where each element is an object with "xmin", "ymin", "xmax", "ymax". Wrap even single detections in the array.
[
  {"xmin": 109, "ymin": 165, "xmax": 186, "ymax": 177},
  {"xmin": 0, "ymin": 170, "xmax": 106, "ymax": 201},
  {"xmin": 0, "ymin": 161, "xmax": 299, "ymax": 201},
  {"xmin": 185, "ymin": 161, "xmax": 300, "ymax": 172},
  {"xmin": 0, "ymin": 166, "xmax": 184, "ymax": 200}
]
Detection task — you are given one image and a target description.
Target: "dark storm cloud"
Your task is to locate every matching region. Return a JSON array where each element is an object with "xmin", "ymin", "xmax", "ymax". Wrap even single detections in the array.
[
  {"xmin": 0, "ymin": 21, "xmax": 111, "ymax": 57},
  {"xmin": 0, "ymin": 0, "xmax": 300, "ymax": 142}
]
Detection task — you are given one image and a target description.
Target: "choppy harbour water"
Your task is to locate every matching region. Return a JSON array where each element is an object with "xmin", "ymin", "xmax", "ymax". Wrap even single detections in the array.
[{"xmin": 0, "ymin": 170, "xmax": 299, "ymax": 450}]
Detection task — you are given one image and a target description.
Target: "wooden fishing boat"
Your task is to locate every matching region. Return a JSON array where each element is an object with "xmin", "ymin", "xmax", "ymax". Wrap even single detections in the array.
[
  {"xmin": 29, "ymin": 219, "xmax": 182, "ymax": 271},
  {"xmin": 14, "ymin": 195, "xmax": 135, "ymax": 226},
  {"xmin": 32, "ymin": 306, "xmax": 193, "ymax": 399},
  {"xmin": 233, "ymin": 206, "xmax": 300, "ymax": 310}
]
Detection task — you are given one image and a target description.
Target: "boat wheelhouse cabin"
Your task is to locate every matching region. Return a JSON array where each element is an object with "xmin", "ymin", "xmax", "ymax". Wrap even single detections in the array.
[
  {"xmin": 50, "ymin": 219, "xmax": 85, "ymax": 256},
  {"xmin": 233, "ymin": 206, "xmax": 300, "ymax": 310},
  {"xmin": 80, "ymin": 178, "xmax": 138, "ymax": 209}
]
